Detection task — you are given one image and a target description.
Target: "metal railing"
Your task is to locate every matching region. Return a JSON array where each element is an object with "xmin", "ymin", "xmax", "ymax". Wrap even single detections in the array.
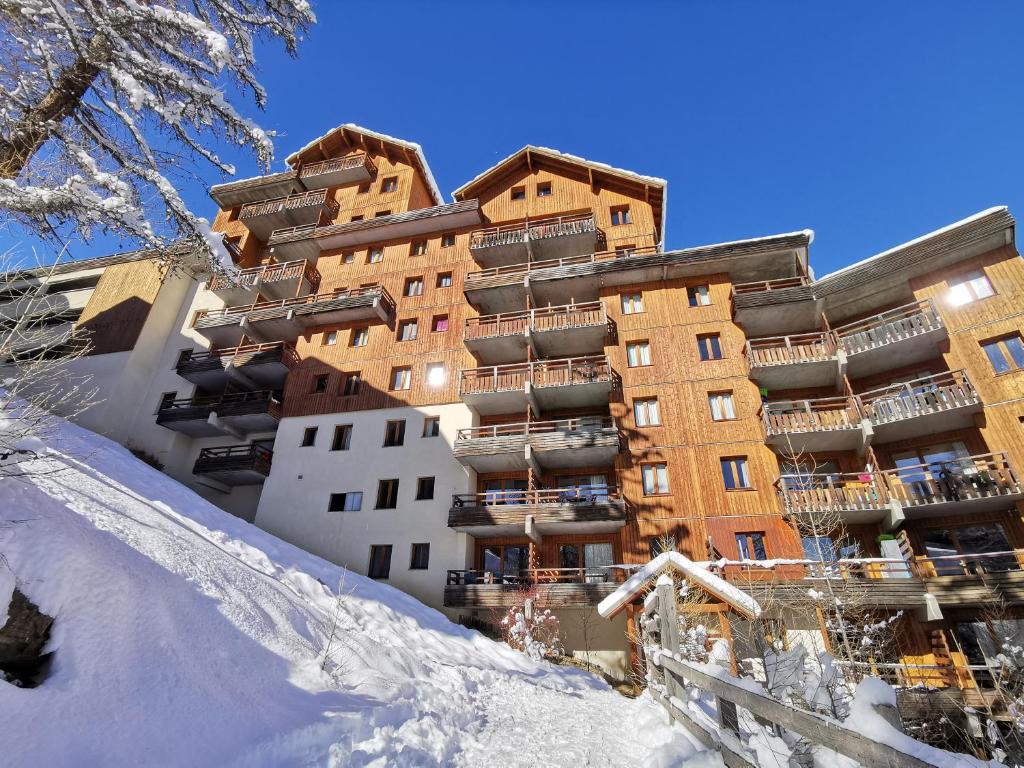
[
  {"xmin": 298, "ymin": 153, "xmax": 376, "ymax": 180},
  {"xmin": 464, "ymin": 302, "xmax": 606, "ymax": 340},
  {"xmin": 459, "ymin": 355, "xmax": 612, "ymax": 395},
  {"xmin": 761, "ymin": 396, "xmax": 862, "ymax": 436},
  {"xmin": 158, "ymin": 389, "xmax": 280, "ymax": 412},
  {"xmin": 464, "ymin": 244, "xmax": 661, "ymax": 283},
  {"xmin": 858, "ymin": 370, "xmax": 978, "ymax": 424},
  {"xmin": 208, "ymin": 259, "xmax": 320, "ymax": 294},
  {"xmin": 881, "ymin": 451, "xmax": 1022, "ymax": 508},
  {"xmin": 455, "ymin": 416, "xmax": 614, "ymax": 441},
  {"xmin": 238, "ymin": 188, "xmax": 338, "ymax": 221},
  {"xmin": 194, "ymin": 444, "xmax": 273, "ymax": 469},
  {"xmin": 469, "ymin": 212, "xmax": 598, "ymax": 250},
  {"xmin": 832, "ymin": 299, "xmax": 943, "ymax": 355},
  {"xmin": 451, "ymin": 485, "xmax": 622, "ymax": 507},
  {"xmin": 176, "ymin": 341, "xmax": 299, "ymax": 369},
  {"xmin": 731, "ymin": 275, "xmax": 810, "ymax": 295},
  {"xmin": 745, "ymin": 331, "xmax": 837, "ymax": 368},
  {"xmin": 193, "ymin": 285, "xmax": 393, "ymax": 322}
]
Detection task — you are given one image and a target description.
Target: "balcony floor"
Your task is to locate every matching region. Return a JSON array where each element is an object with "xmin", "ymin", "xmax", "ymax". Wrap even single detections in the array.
[
  {"xmin": 870, "ymin": 401, "xmax": 982, "ymax": 444},
  {"xmin": 749, "ymin": 358, "xmax": 840, "ymax": 391},
  {"xmin": 766, "ymin": 426, "xmax": 866, "ymax": 454},
  {"xmin": 448, "ymin": 500, "xmax": 626, "ymax": 537},
  {"xmin": 843, "ymin": 324, "xmax": 948, "ymax": 378}
]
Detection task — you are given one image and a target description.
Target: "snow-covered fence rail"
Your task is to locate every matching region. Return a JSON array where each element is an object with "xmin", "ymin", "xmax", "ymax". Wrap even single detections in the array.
[{"xmin": 643, "ymin": 586, "xmax": 963, "ymax": 768}]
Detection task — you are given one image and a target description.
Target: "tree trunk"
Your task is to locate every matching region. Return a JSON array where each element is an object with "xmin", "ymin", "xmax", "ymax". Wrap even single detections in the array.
[{"xmin": 0, "ymin": 33, "xmax": 111, "ymax": 179}]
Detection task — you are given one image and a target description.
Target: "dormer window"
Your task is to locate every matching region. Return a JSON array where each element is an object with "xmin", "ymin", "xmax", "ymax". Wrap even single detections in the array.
[
  {"xmin": 536, "ymin": 182, "xmax": 552, "ymax": 197},
  {"xmin": 511, "ymin": 186, "xmax": 526, "ymax": 201},
  {"xmin": 380, "ymin": 176, "xmax": 398, "ymax": 193}
]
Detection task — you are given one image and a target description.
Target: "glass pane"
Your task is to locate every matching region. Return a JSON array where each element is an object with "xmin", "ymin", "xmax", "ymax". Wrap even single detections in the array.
[
  {"xmin": 1005, "ymin": 336, "xmax": 1024, "ymax": 369},
  {"xmin": 983, "ymin": 340, "xmax": 1011, "ymax": 373},
  {"xmin": 559, "ymin": 545, "xmax": 579, "ymax": 569},
  {"xmin": 923, "ymin": 528, "xmax": 963, "ymax": 576},
  {"xmin": 585, "ymin": 543, "xmax": 614, "ymax": 568},
  {"xmin": 483, "ymin": 548, "xmax": 501, "ymax": 573},
  {"xmin": 751, "ymin": 533, "xmax": 767, "ymax": 560},
  {"xmin": 802, "ymin": 536, "xmax": 835, "ymax": 563},
  {"xmin": 736, "ymin": 534, "xmax": 749, "ymax": 559}
]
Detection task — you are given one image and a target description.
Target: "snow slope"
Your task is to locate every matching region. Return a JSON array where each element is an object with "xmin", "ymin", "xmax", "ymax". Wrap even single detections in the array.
[{"xmin": 0, "ymin": 414, "xmax": 717, "ymax": 768}]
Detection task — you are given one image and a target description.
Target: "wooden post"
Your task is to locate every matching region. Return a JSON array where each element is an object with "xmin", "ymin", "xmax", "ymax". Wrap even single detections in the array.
[{"xmin": 656, "ymin": 576, "xmax": 682, "ymax": 700}]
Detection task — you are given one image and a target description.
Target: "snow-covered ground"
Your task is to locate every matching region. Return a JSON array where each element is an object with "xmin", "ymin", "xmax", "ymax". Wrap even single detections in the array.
[{"xmin": 0, "ymin": 414, "xmax": 718, "ymax": 767}]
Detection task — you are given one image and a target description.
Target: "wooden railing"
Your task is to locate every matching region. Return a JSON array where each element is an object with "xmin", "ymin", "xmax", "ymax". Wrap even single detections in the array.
[
  {"xmin": 881, "ymin": 451, "xmax": 1022, "ymax": 508},
  {"xmin": 833, "ymin": 299, "xmax": 943, "ymax": 355},
  {"xmin": 469, "ymin": 212, "xmax": 598, "ymax": 250},
  {"xmin": 732, "ymin": 275, "xmax": 810, "ymax": 295},
  {"xmin": 464, "ymin": 302, "xmax": 606, "ymax": 340},
  {"xmin": 208, "ymin": 259, "xmax": 320, "ymax": 294},
  {"xmin": 459, "ymin": 355, "xmax": 611, "ymax": 395},
  {"xmin": 835, "ymin": 660, "xmax": 992, "ymax": 692},
  {"xmin": 761, "ymin": 396, "xmax": 862, "ymax": 436},
  {"xmin": 267, "ymin": 223, "xmax": 317, "ymax": 244},
  {"xmin": 464, "ymin": 244, "xmax": 661, "ymax": 283},
  {"xmin": 776, "ymin": 472, "xmax": 889, "ymax": 515},
  {"xmin": 858, "ymin": 369, "xmax": 978, "ymax": 424},
  {"xmin": 298, "ymin": 153, "xmax": 376, "ymax": 180},
  {"xmin": 451, "ymin": 485, "xmax": 622, "ymax": 507},
  {"xmin": 238, "ymin": 188, "xmax": 338, "ymax": 222},
  {"xmin": 745, "ymin": 331, "xmax": 836, "ymax": 368},
  {"xmin": 455, "ymin": 416, "xmax": 614, "ymax": 441},
  {"xmin": 177, "ymin": 341, "xmax": 299, "ymax": 369},
  {"xmin": 194, "ymin": 285, "xmax": 393, "ymax": 322},
  {"xmin": 446, "ymin": 567, "xmax": 620, "ymax": 586}
]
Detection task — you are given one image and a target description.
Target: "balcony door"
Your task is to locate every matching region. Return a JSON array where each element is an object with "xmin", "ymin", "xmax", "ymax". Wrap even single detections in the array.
[
  {"xmin": 892, "ymin": 441, "xmax": 971, "ymax": 502},
  {"xmin": 557, "ymin": 542, "xmax": 614, "ymax": 583},
  {"xmin": 483, "ymin": 478, "xmax": 528, "ymax": 505},
  {"xmin": 921, "ymin": 524, "xmax": 1017, "ymax": 575},
  {"xmin": 556, "ymin": 474, "xmax": 608, "ymax": 502},
  {"xmin": 481, "ymin": 544, "xmax": 530, "ymax": 581}
]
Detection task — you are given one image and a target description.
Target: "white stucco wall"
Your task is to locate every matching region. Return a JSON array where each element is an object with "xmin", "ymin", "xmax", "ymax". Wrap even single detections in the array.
[{"xmin": 255, "ymin": 403, "xmax": 478, "ymax": 608}]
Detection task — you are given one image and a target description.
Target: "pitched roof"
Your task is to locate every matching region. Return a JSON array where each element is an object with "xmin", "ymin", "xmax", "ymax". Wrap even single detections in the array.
[{"xmin": 284, "ymin": 123, "xmax": 442, "ymax": 206}]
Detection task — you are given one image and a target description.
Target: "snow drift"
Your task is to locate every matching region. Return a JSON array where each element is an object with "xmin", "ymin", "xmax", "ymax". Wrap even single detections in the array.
[{"xmin": 0, "ymin": 414, "xmax": 714, "ymax": 767}]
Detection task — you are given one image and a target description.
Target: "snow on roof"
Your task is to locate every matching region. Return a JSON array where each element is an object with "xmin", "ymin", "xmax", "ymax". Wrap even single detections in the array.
[
  {"xmin": 284, "ymin": 123, "xmax": 443, "ymax": 206},
  {"xmin": 816, "ymin": 206, "xmax": 1008, "ymax": 282},
  {"xmin": 597, "ymin": 552, "xmax": 762, "ymax": 620}
]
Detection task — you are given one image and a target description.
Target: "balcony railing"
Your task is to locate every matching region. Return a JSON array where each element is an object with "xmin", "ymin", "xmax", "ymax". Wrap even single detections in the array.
[
  {"xmin": 732, "ymin": 276, "xmax": 811, "ymax": 295},
  {"xmin": 762, "ymin": 396, "xmax": 863, "ymax": 437},
  {"xmin": 452, "ymin": 485, "xmax": 622, "ymax": 507},
  {"xmin": 192, "ymin": 444, "xmax": 273, "ymax": 483},
  {"xmin": 469, "ymin": 212, "xmax": 598, "ymax": 251},
  {"xmin": 176, "ymin": 341, "xmax": 299, "ymax": 370},
  {"xmin": 238, "ymin": 188, "xmax": 338, "ymax": 222},
  {"xmin": 157, "ymin": 389, "xmax": 281, "ymax": 415},
  {"xmin": 446, "ymin": 567, "xmax": 621, "ymax": 586},
  {"xmin": 833, "ymin": 299, "xmax": 943, "ymax": 356},
  {"xmin": 459, "ymin": 355, "xmax": 612, "ymax": 395},
  {"xmin": 298, "ymin": 154, "xmax": 377, "ymax": 183},
  {"xmin": 882, "ymin": 451, "xmax": 1022, "ymax": 510},
  {"xmin": 194, "ymin": 285, "xmax": 395, "ymax": 323},
  {"xmin": 858, "ymin": 370, "xmax": 979, "ymax": 425},
  {"xmin": 464, "ymin": 245, "xmax": 662, "ymax": 286},
  {"xmin": 777, "ymin": 472, "xmax": 889, "ymax": 516},
  {"xmin": 456, "ymin": 416, "xmax": 615, "ymax": 441},
  {"xmin": 745, "ymin": 332, "xmax": 837, "ymax": 369},
  {"xmin": 464, "ymin": 301, "xmax": 607, "ymax": 341},
  {"xmin": 207, "ymin": 259, "xmax": 320, "ymax": 296}
]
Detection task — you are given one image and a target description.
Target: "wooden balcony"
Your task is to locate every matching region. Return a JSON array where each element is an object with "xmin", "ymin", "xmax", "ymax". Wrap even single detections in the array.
[
  {"xmin": 745, "ymin": 332, "xmax": 839, "ymax": 389},
  {"xmin": 468, "ymin": 212, "xmax": 603, "ymax": 268},
  {"xmin": 210, "ymin": 169, "xmax": 302, "ymax": 208},
  {"xmin": 443, "ymin": 567, "xmax": 621, "ymax": 608},
  {"xmin": 156, "ymin": 390, "xmax": 281, "ymax": 438},
  {"xmin": 238, "ymin": 189, "xmax": 339, "ymax": 240},
  {"xmin": 192, "ymin": 286, "xmax": 395, "ymax": 346},
  {"xmin": 731, "ymin": 275, "xmax": 818, "ymax": 336},
  {"xmin": 463, "ymin": 302, "xmax": 608, "ymax": 364},
  {"xmin": 192, "ymin": 444, "xmax": 272, "ymax": 487},
  {"xmin": 761, "ymin": 396, "xmax": 866, "ymax": 453},
  {"xmin": 834, "ymin": 299, "xmax": 946, "ymax": 378},
  {"xmin": 859, "ymin": 370, "xmax": 981, "ymax": 443},
  {"xmin": 175, "ymin": 342, "xmax": 298, "ymax": 390},
  {"xmin": 452, "ymin": 417, "xmax": 619, "ymax": 472},
  {"xmin": 448, "ymin": 487, "xmax": 626, "ymax": 537},
  {"xmin": 297, "ymin": 154, "xmax": 376, "ymax": 190},
  {"xmin": 459, "ymin": 355, "xmax": 613, "ymax": 415},
  {"xmin": 207, "ymin": 260, "xmax": 320, "ymax": 305},
  {"xmin": 882, "ymin": 452, "xmax": 1024, "ymax": 519},
  {"xmin": 777, "ymin": 472, "xmax": 892, "ymax": 525}
]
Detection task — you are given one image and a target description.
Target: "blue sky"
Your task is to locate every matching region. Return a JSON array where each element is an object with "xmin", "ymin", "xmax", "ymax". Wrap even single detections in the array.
[{"xmin": 7, "ymin": 1, "xmax": 1023, "ymax": 274}]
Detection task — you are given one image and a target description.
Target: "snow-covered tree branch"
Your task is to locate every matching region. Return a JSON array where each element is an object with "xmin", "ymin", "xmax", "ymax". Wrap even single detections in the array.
[{"xmin": 0, "ymin": 0, "xmax": 315, "ymax": 271}]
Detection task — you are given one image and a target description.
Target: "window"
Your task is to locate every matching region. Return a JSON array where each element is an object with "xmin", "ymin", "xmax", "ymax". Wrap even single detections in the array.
[
  {"xmin": 374, "ymin": 210, "xmax": 391, "ymax": 217},
  {"xmin": 610, "ymin": 205, "xmax": 631, "ymax": 226},
  {"xmin": 300, "ymin": 426, "xmax": 318, "ymax": 447},
  {"xmin": 982, "ymin": 335, "xmax": 1024, "ymax": 374},
  {"xmin": 431, "ymin": 314, "xmax": 449, "ymax": 333},
  {"xmin": 328, "ymin": 492, "xmax": 362, "ymax": 512},
  {"xmin": 404, "ymin": 277, "xmax": 424, "ymax": 297},
  {"xmin": 642, "ymin": 463, "xmax": 670, "ymax": 495},
  {"xmin": 410, "ymin": 240, "xmax": 428, "ymax": 256},
  {"xmin": 425, "ymin": 362, "xmax": 446, "ymax": 387},
  {"xmin": 436, "ymin": 272, "xmax": 453, "ymax": 288},
  {"xmin": 736, "ymin": 532, "xmax": 767, "ymax": 561},
  {"xmin": 633, "ymin": 397, "xmax": 661, "ymax": 426},
  {"xmin": 441, "ymin": 233, "xmax": 456, "ymax": 248},
  {"xmin": 721, "ymin": 457, "xmax": 752, "ymax": 490},
  {"xmin": 343, "ymin": 252, "xmax": 354, "ymax": 264},
  {"xmin": 312, "ymin": 374, "xmax": 329, "ymax": 393},
  {"xmin": 687, "ymin": 284, "xmax": 711, "ymax": 307},
  {"xmin": 410, "ymin": 543, "xmax": 430, "ymax": 570},
  {"xmin": 510, "ymin": 186, "xmax": 526, "ymax": 201},
  {"xmin": 331, "ymin": 424, "xmax": 352, "ymax": 451},
  {"xmin": 367, "ymin": 247, "xmax": 383, "ymax": 264},
  {"xmin": 709, "ymin": 391, "xmax": 736, "ymax": 421},
  {"xmin": 357, "ymin": 182, "xmax": 370, "ymax": 194},
  {"xmin": 416, "ymin": 476, "xmax": 435, "ymax": 500},
  {"xmin": 350, "ymin": 327, "xmax": 368, "ymax": 347},
  {"xmin": 383, "ymin": 420, "xmax": 405, "ymax": 447},
  {"xmin": 621, "ymin": 293, "xmax": 644, "ymax": 314},
  {"xmin": 949, "ymin": 269, "xmax": 995, "ymax": 306},
  {"xmin": 390, "ymin": 366, "xmax": 412, "ymax": 390},
  {"xmin": 626, "ymin": 340, "xmax": 651, "ymax": 367},
  {"xmin": 157, "ymin": 391, "xmax": 177, "ymax": 412},
  {"xmin": 423, "ymin": 416, "xmax": 440, "ymax": 437},
  {"xmin": 351, "ymin": 214, "xmax": 364, "ymax": 222},
  {"xmin": 323, "ymin": 330, "xmax": 338, "ymax": 346},
  {"xmin": 368, "ymin": 545, "xmax": 392, "ymax": 579},
  {"xmin": 376, "ymin": 479, "xmax": 399, "ymax": 509},
  {"xmin": 380, "ymin": 176, "xmax": 398, "ymax": 193},
  {"xmin": 397, "ymin": 319, "xmax": 418, "ymax": 341},
  {"xmin": 697, "ymin": 333, "xmax": 723, "ymax": 361},
  {"xmin": 536, "ymin": 181, "xmax": 552, "ymax": 197},
  {"xmin": 340, "ymin": 372, "xmax": 361, "ymax": 396}
]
